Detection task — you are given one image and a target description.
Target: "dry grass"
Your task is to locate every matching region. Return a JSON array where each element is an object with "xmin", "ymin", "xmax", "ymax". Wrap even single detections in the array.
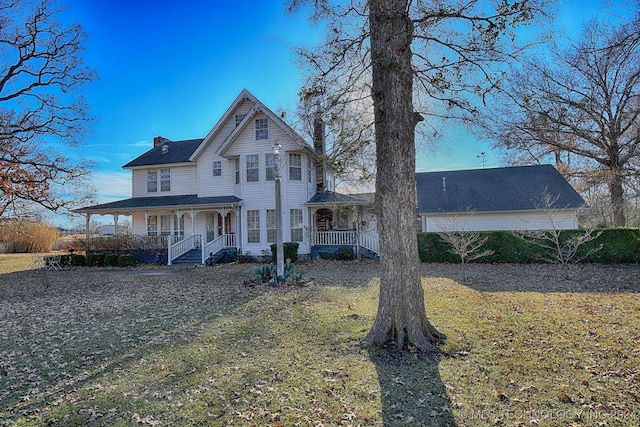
[{"xmin": 0, "ymin": 256, "xmax": 639, "ymax": 426}]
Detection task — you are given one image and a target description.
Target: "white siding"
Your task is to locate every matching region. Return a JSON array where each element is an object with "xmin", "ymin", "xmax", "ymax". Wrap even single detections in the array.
[
  {"xmin": 131, "ymin": 165, "xmax": 197, "ymax": 197},
  {"xmin": 421, "ymin": 210, "xmax": 579, "ymax": 232}
]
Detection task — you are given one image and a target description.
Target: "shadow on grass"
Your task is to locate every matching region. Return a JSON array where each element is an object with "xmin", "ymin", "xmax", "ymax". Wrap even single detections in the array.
[{"xmin": 368, "ymin": 346, "xmax": 457, "ymax": 427}]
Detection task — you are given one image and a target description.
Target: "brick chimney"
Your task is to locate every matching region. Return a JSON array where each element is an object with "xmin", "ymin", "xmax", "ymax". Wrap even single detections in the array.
[
  {"xmin": 313, "ymin": 114, "xmax": 326, "ymax": 192},
  {"xmin": 153, "ymin": 136, "xmax": 170, "ymax": 147}
]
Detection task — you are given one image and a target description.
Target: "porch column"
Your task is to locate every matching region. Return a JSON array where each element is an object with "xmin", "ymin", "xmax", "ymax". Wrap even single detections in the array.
[
  {"xmin": 85, "ymin": 213, "xmax": 91, "ymax": 243},
  {"xmin": 114, "ymin": 213, "xmax": 119, "ymax": 236},
  {"xmin": 190, "ymin": 209, "xmax": 195, "ymax": 236},
  {"xmin": 220, "ymin": 209, "xmax": 227, "ymax": 236}
]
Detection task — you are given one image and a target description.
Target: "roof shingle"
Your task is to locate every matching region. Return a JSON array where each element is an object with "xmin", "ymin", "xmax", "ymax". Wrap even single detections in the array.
[{"xmin": 416, "ymin": 165, "xmax": 585, "ymax": 214}]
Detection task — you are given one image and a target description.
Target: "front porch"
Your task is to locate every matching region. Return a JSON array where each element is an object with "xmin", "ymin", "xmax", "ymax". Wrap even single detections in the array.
[{"xmin": 309, "ymin": 230, "xmax": 379, "ymax": 259}]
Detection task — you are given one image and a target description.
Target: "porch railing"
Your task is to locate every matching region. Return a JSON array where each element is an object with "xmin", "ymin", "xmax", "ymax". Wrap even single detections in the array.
[
  {"xmin": 312, "ymin": 230, "xmax": 356, "ymax": 246},
  {"xmin": 168, "ymin": 235, "xmax": 202, "ymax": 265},
  {"xmin": 202, "ymin": 234, "xmax": 236, "ymax": 263},
  {"xmin": 359, "ymin": 233, "xmax": 379, "ymax": 255},
  {"xmin": 311, "ymin": 231, "xmax": 380, "ymax": 256}
]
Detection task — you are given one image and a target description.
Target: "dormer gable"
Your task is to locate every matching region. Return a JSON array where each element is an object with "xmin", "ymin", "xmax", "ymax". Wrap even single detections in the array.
[{"xmin": 190, "ymin": 89, "xmax": 311, "ymax": 161}]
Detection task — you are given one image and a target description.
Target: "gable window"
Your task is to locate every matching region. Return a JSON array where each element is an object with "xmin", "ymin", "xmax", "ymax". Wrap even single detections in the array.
[
  {"xmin": 247, "ymin": 210, "xmax": 260, "ymax": 243},
  {"xmin": 147, "ymin": 215, "xmax": 157, "ymax": 236},
  {"xmin": 289, "ymin": 153, "xmax": 302, "ymax": 181},
  {"xmin": 265, "ymin": 153, "xmax": 276, "ymax": 181},
  {"xmin": 147, "ymin": 170, "xmax": 158, "ymax": 192},
  {"xmin": 235, "ymin": 158, "xmax": 240, "ymax": 184},
  {"xmin": 255, "ymin": 118, "xmax": 268, "ymax": 140},
  {"xmin": 246, "ymin": 154, "xmax": 259, "ymax": 182},
  {"xmin": 235, "ymin": 113, "xmax": 246, "ymax": 127},
  {"xmin": 160, "ymin": 168, "xmax": 171, "ymax": 191},
  {"xmin": 266, "ymin": 209, "xmax": 276, "ymax": 243},
  {"xmin": 290, "ymin": 209, "xmax": 303, "ymax": 242},
  {"xmin": 213, "ymin": 161, "xmax": 222, "ymax": 177}
]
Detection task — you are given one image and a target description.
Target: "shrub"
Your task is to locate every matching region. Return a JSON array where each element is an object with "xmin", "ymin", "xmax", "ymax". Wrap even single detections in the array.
[
  {"xmin": 70, "ymin": 254, "xmax": 85, "ymax": 266},
  {"xmin": 337, "ymin": 247, "xmax": 354, "ymax": 260},
  {"xmin": 270, "ymin": 242, "xmax": 299, "ymax": 263},
  {"xmin": 86, "ymin": 253, "xmax": 105, "ymax": 267},
  {"xmin": 103, "ymin": 253, "xmax": 119, "ymax": 267},
  {"xmin": 117, "ymin": 254, "xmax": 136, "ymax": 267},
  {"xmin": 0, "ymin": 219, "xmax": 59, "ymax": 253}
]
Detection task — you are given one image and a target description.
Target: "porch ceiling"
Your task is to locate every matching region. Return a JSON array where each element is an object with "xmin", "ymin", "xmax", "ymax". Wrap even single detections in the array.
[{"xmin": 74, "ymin": 195, "xmax": 242, "ymax": 215}]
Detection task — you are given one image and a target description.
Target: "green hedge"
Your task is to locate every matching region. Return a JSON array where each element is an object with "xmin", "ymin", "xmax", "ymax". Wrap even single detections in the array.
[
  {"xmin": 117, "ymin": 254, "xmax": 136, "ymax": 267},
  {"xmin": 270, "ymin": 242, "xmax": 299, "ymax": 263},
  {"xmin": 417, "ymin": 228, "xmax": 640, "ymax": 264},
  {"xmin": 104, "ymin": 253, "xmax": 119, "ymax": 267}
]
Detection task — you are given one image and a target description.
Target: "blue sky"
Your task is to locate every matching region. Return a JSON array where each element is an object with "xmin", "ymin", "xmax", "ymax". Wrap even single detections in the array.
[{"xmin": 58, "ymin": 0, "xmax": 627, "ymax": 227}]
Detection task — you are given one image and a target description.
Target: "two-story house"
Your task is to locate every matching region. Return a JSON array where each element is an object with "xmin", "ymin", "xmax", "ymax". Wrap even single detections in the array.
[{"xmin": 75, "ymin": 89, "xmax": 380, "ymax": 264}]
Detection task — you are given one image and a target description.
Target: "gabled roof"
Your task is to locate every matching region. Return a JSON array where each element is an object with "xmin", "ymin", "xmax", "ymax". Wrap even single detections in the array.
[
  {"xmin": 123, "ymin": 138, "xmax": 203, "ymax": 168},
  {"xmin": 416, "ymin": 164, "xmax": 585, "ymax": 214},
  {"xmin": 306, "ymin": 191, "xmax": 374, "ymax": 206},
  {"xmin": 74, "ymin": 195, "xmax": 241, "ymax": 214},
  {"xmin": 191, "ymin": 88, "xmax": 311, "ymax": 159}
]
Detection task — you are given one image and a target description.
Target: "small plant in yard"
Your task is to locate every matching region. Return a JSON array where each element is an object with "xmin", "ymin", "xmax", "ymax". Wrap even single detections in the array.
[
  {"xmin": 252, "ymin": 263, "xmax": 275, "ymax": 283},
  {"xmin": 514, "ymin": 191, "xmax": 603, "ymax": 279},
  {"xmin": 437, "ymin": 212, "xmax": 494, "ymax": 282},
  {"xmin": 250, "ymin": 259, "xmax": 304, "ymax": 285}
]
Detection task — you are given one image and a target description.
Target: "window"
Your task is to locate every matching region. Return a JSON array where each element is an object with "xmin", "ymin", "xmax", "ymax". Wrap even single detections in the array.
[
  {"xmin": 213, "ymin": 161, "xmax": 222, "ymax": 177},
  {"xmin": 290, "ymin": 209, "xmax": 303, "ymax": 242},
  {"xmin": 255, "ymin": 118, "xmax": 268, "ymax": 140},
  {"xmin": 235, "ymin": 113, "xmax": 246, "ymax": 127},
  {"xmin": 175, "ymin": 214, "xmax": 184, "ymax": 238},
  {"xmin": 147, "ymin": 215, "xmax": 157, "ymax": 236},
  {"xmin": 289, "ymin": 153, "xmax": 302, "ymax": 181},
  {"xmin": 160, "ymin": 168, "xmax": 170, "ymax": 192},
  {"xmin": 265, "ymin": 153, "xmax": 276, "ymax": 181},
  {"xmin": 235, "ymin": 158, "xmax": 240, "ymax": 185},
  {"xmin": 160, "ymin": 215, "xmax": 171, "ymax": 236},
  {"xmin": 147, "ymin": 170, "xmax": 158, "ymax": 192},
  {"xmin": 247, "ymin": 210, "xmax": 260, "ymax": 243},
  {"xmin": 246, "ymin": 154, "xmax": 259, "ymax": 182},
  {"xmin": 266, "ymin": 209, "xmax": 276, "ymax": 243}
]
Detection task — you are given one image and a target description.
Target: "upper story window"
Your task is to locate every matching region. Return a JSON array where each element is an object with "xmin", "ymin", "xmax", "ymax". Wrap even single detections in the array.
[
  {"xmin": 235, "ymin": 158, "xmax": 240, "ymax": 184},
  {"xmin": 160, "ymin": 168, "xmax": 170, "ymax": 191},
  {"xmin": 147, "ymin": 170, "xmax": 158, "ymax": 192},
  {"xmin": 265, "ymin": 153, "xmax": 276, "ymax": 181},
  {"xmin": 289, "ymin": 153, "xmax": 302, "ymax": 181},
  {"xmin": 235, "ymin": 114, "xmax": 246, "ymax": 127},
  {"xmin": 255, "ymin": 118, "xmax": 268, "ymax": 140},
  {"xmin": 246, "ymin": 154, "xmax": 259, "ymax": 182},
  {"xmin": 213, "ymin": 161, "xmax": 222, "ymax": 177}
]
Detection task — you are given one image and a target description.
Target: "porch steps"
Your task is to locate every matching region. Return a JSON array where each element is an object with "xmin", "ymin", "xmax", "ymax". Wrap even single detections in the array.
[{"xmin": 172, "ymin": 249, "xmax": 202, "ymax": 265}]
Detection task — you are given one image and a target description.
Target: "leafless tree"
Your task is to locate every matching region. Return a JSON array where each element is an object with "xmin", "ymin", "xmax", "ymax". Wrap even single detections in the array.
[
  {"xmin": 481, "ymin": 11, "xmax": 640, "ymax": 226},
  {"xmin": 514, "ymin": 192, "xmax": 603, "ymax": 279},
  {"xmin": 0, "ymin": 0, "xmax": 96, "ymax": 218},
  {"xmin": 437, "ymin": 215, "xmax": 494, "ymax": 283},
  {"xmin": 288, "ymin": 0, "xmax": 549, "ymax": 352}
]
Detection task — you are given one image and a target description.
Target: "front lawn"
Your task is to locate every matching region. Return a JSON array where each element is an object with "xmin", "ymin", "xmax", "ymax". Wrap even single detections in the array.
[{"xmin": 0, "ymin": 258, "xmax": 638, "ymax": 426}]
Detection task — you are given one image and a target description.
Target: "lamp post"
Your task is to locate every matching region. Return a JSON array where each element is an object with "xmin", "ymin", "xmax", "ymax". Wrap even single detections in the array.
[{"xmin": 272, "ymin": 142, "xmax": 284, "ymax": 279}]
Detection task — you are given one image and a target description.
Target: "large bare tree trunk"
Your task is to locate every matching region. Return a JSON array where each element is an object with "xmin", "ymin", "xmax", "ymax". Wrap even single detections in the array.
[{"xmin": 364, "ymin": 0, "xmax": 445, "ymax": 352}]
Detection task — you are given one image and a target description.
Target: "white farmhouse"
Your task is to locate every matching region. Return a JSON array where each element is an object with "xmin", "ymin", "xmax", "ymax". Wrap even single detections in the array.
[{"xmin": 75, "ymin": 89, "xmax": 379, "ymax": 264}]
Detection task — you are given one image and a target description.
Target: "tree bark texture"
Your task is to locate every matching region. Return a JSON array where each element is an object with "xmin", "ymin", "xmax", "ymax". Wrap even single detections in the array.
[{"xmin": 364, "ymin": 0, "xmax": 445, "ymax": 351}]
